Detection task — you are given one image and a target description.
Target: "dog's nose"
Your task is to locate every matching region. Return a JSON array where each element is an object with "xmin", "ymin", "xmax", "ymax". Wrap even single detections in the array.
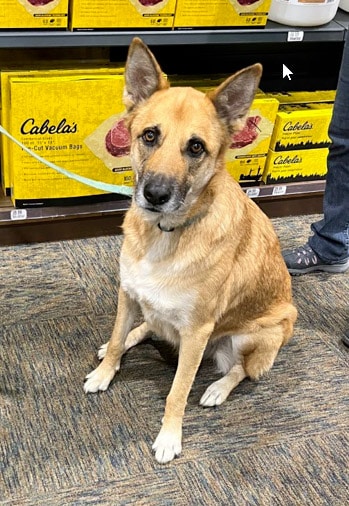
[{"xmin": 144, "ymin": 179, "xmax": 172, "ymax": 206}]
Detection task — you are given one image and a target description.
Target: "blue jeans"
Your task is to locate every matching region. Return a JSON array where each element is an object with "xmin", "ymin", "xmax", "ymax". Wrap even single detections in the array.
[{"xmin": 309, "ymin": 36, "xmax": 349, "ymax": 263}]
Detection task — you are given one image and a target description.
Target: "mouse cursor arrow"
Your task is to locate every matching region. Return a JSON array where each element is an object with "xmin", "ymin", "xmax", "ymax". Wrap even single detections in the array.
[{"xmin": 283, "ymin": 64, "xmax": 293, "ymax": 80}]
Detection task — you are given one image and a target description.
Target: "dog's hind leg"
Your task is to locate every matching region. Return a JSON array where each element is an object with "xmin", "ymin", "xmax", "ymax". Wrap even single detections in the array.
[
  {"xmin": 98, "ymin": 322, "xmax": 152, "ymax": 360},
  {"xmin": 200, "ymin": 324, "xmax": 286, "ymax": 407}
]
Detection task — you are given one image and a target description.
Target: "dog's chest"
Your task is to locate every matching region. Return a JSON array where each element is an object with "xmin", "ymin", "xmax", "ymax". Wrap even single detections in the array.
[{"xmin": 120, "ymin": 249, "xmax": 196, "ymax": 329}]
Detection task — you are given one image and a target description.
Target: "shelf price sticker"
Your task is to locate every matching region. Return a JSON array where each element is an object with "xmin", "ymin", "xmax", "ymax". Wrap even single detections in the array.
[
  {"xmin": 272, "ymin": 185, "xmax": 287, "ymax": 196},
  {"xmin": 11, "ymin": 209, "xmax": 27, "ymax": 221},
  {"xmin": 246, "ymin": 188, "xmax": 261, "ymax": 198},
  {"xmin": 287, "ymin": 31, "xmax": 304, "ymax": 42}
]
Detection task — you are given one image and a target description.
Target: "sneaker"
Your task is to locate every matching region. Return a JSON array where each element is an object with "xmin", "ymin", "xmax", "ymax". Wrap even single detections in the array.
[{"xmin": 282, "ymin": 243, "xmax": 349, "ymax": 275}]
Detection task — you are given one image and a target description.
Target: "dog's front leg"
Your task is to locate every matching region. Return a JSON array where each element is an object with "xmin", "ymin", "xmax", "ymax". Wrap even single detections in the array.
[
  {"xmin": 152, "ymin": 322, "xmax": 214, "ymax": 464},
  {"xmin": 84, "ymin": 288, "xmax": 137, "ymax": 393}
]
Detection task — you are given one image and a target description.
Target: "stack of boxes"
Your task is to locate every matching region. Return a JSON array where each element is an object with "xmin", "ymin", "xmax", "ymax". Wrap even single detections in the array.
[
  {"xmin": 262, "ymin": 91, "xmax": 335, "ymax": 184},
  {"xmin": 0, "ymin": 0, "xmax": 272, "ymax": 30}
]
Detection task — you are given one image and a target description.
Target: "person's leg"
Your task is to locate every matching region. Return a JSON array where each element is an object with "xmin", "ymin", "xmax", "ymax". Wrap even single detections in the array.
[{"xmin": 283, "ymin": 37, "xmax": 349, "ymax": 274}]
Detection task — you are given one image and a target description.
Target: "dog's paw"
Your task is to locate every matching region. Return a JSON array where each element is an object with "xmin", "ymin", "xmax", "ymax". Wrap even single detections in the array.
[
  {"xmin": 97, "ymin": 342, "xmax": 109, "ymax": 360},
  {"xmin": 152, "ymin": 429, "xmax": 182, "ymax": 464},
  {"xmin": 84, "ymin": 362, "xmax": 119, "ymax": 394},
  {"xmin": 200, "ymin": 380, "xmax": 228, "ymax": 407}
]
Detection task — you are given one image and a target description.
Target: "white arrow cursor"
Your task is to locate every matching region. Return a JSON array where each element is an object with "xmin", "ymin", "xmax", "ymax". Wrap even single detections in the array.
[{"xmin": 283, "ymin": 64, "xmax": 293, "ymax": 80}]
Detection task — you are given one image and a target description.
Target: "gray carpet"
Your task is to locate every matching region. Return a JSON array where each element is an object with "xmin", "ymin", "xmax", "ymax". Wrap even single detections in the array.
[{"xmin": 1, "ymin": 214, "xmax": 348, "ymax": 505}]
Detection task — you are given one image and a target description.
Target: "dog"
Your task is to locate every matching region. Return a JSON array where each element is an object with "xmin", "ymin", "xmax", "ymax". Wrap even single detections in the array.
[{"xmin": 84, "ymin": 38, "xmax": 298, "ymax": 464}]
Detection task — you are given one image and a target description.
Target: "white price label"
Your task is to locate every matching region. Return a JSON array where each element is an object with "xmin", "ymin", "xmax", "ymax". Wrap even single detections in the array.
[
  {"xmin": 272, "ymin": 185, "xmax": 287, "ymax": 196},
  {"xmin": 246, "ymin": 188, "xmax": 260, "ymax": 198},
  {"xmin": 288, "ymin": 31, "xmax": 304, "ymax": 42},
  {"xmin": 11, "ymin": 209, "xmax": 27, "ymax": 221}
]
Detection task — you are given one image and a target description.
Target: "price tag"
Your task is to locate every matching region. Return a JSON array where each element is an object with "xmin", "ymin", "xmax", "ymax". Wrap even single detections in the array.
[
  {"xmin": 272, "ymin": 185, "xmax": 287, "ymax": 196},
  {"xmin": 246, "ymin": 188, "xmax": 260, "ymax": 198},
  {"xmin": 287, "ymin": 31, "xmax": 304, "ymax": 42},
  {"xmin": 11, "ymin": 209, "xmax": 27, "ymax": 221}
]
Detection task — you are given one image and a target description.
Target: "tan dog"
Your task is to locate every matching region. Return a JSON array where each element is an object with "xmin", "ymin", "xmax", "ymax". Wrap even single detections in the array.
[{"xmin": 84, "ymin": 38, "xmax": 297, "ymax": 464}]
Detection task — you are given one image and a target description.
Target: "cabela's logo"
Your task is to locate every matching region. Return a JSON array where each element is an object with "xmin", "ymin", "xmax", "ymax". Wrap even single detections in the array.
[
  {"xmin": 283, "ymin": 121, "xmax": 313, "ymax": 131},
  {"xmin": 20, "ymin": 118, "xmax": 77, "ymax": 135},
  {"xmin": 274, "ymin": 154, "xmax": 302, "ymax": 165}
]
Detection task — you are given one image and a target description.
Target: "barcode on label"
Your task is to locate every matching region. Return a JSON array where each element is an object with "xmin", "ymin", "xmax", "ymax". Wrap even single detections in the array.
[
  {"xmin": 288, "ymin": 31, "xmax": 304, "ymax": 42},
  {"xmin": 272, "ymin": 185, "xmax": 287, "ymax": 196},
  {"xmin": 11, "ymin": 209, "xmax": 27, "ymax": 221},
  {"xmin": 246, "ymin": 188, "xmax": 260, "ymax": 198}
]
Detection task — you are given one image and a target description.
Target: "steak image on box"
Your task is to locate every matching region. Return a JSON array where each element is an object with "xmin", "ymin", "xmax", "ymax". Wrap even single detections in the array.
[
  {"xmin": 8, "ymin": 73, "xmax": 133, "ymax": 207},
  {"xmin": 174, "ymin": 0, "xmax": 271, "ymax": 29},
  {"xmin": 225, "ymin": 97, "xmax": 279, "ymax": 185},
  {"xmin": 262, "ymin": 148, "xmax": 329, "ymax": 185},
  {"xmin": 0, "ymin": 66, "xmax": 124, "ymax": 195},
  {"xmin": 70, "ymin": 0, "xmax": 177, "ymax": 29},
  {"xmin": 0, "ymin": 0, "xmax": 69, "ymax": 29}
]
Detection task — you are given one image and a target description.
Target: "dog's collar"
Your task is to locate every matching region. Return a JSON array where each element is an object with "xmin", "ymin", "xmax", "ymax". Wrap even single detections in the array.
[{"xmin": 157, "ymin": 212, "xmax": 205, "ymax": 233}]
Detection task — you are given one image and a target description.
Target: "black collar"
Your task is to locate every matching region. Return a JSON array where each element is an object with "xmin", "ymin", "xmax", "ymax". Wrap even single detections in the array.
[{"xmin": 157, "ymin": 211, "xmax": 206, "ymax": 233}]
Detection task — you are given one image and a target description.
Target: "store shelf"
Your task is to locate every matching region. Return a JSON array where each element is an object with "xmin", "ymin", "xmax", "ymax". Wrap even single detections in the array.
[
  {"xmin": 1, "ymin": 13, "xmax": 346, "ymax": 243},
  {"xmin": 0, "ymin": 16, "xmax": 348, "ymax": 49},
  {"xmin": 0, "ymin": 181, "xmax": 325, "ymax": 245}
]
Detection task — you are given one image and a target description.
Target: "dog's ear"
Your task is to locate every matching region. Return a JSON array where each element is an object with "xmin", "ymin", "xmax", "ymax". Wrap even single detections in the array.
[
  {"xmin": 208, "ymin": 64, "xmax": 262, "ymax": 131},
  {"xmin": 123, "ymin": 37, "xmax": 169, "ymax": 111}
]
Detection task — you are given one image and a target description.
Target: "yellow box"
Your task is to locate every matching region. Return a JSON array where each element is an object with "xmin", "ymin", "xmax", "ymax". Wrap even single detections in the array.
[
  {"xmin": 0, "ymin": 0, "xmax": 69, "ymax": 29},
  {"xmin": 174, "ymin": 0, "xmax": 271, "ymax": 29},
  {"xmin": 263, "ymin": 148, "xmax": 328, "ymax": 185},
  {"xmin": 1, "ymin": 66, "xmax": 124, "ymax": 194},
  {"xmin": 269, "ymin": 102, "xmax": 333, "ymax": 152},
  {"xmin": 225, "ymin": 97, "xmax": 279, "ymax": 184},
  {"xmin": 70, "ymin": 0, "xmax": 176, "ymax": 30},
  {"xmin": 8, "ymin": 73, "xmax": 134, "ymax": 207},
  {"xmin": 266, "ymin": 90, "xmax": 336, "ymax": 105}
]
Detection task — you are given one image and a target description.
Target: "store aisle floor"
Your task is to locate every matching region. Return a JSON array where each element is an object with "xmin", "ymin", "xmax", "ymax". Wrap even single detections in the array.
[{"xmin": 1, "ymin": 214, "xmax": 348, "ymax": 505}]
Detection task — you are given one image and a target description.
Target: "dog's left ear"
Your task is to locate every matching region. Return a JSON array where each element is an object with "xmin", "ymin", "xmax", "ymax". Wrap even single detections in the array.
[
  {"xmin": 208, "ymin": 64, "xmax": 262, "ymax": 131},
  {"xmin": 124, "ymin": 37, "xmax": 169, "ymax": 111}
]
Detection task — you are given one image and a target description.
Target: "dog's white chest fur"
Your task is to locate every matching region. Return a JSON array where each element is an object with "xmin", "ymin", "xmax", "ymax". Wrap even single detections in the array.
[{"xmin": 120, "ymin": 246, "xmax": 196, "ymax": 331}]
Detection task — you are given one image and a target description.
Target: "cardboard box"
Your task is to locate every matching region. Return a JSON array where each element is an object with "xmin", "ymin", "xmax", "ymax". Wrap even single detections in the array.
[
  {"xmin": 70, "ymin": 0, "xmax": 177, "ymax": 30},
  {"xmin": 174, "ymin": 0, "xmax": 271, "ymax": 29},
  {"xmin": 0, "ymin": 0, "xmax": 69, "ymax": 29},
  {"xmin": 1, "ymin": 66, "xmax": 124, "ymax": 195},
  {"xmin": 262, "ymin": 148, "xmax": 328, "ymax": 185},
  {"xmin": 225, "ymin": 97, "xmax": 279, "ymax": 184},
  {"xmin": 266, "ymin": 90, "xmax": 336, "ymax": 105},
  {"xmin": 269, "ymin": 102, "xmax": 333, "ymax": 152},
  {"xmin": 8, "ymin": 72, "xmax": 134, "ymax": 207}
]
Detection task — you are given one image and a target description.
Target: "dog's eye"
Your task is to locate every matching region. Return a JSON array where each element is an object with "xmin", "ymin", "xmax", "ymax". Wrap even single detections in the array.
[
  {"xmin": 142, "ymin": 129, "xmax": 157, "ymax": 145},
  {"xmin": 188, "ymin": 140, "xmax": 205, "ymax": 157}
]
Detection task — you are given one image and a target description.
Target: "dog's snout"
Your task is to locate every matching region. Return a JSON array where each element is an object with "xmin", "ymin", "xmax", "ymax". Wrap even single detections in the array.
[{"xmin": 144, "ymin": 178, "xmax": 172, "ymax": 207}]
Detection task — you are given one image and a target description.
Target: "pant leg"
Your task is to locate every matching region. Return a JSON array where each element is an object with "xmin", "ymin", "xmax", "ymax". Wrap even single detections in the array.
[{"xmin": 309, "ymin": 36, "xmax": 349, "ymax": 263}]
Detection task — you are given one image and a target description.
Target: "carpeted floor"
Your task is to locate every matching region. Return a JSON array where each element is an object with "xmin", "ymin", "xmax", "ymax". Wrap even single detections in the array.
[{"xmin": 0, "ymin": 213, "xmax": 348, "ymax": 506}]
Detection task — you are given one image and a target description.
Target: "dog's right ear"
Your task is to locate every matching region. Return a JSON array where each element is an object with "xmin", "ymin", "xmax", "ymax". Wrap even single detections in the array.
[{"xmin": 123, "ymin": 37, "xmax": 169, "ymax": 111}]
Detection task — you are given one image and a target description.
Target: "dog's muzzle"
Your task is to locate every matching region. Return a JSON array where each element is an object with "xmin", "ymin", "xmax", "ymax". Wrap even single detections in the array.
[{"xmin": 137, "ymin": 172, "xmax": 187, "ymax": 213}]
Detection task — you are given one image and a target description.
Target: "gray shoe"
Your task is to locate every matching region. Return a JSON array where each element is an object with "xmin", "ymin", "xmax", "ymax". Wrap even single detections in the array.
[{"xmin": 282, "ymin": 243, "xmax": 349, "ymax": 275}]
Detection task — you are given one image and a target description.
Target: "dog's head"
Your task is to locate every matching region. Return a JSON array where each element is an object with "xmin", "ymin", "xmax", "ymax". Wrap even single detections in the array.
[{"xmin": 124, "ymin": 38, "xmax": 262, "ymax": 228}]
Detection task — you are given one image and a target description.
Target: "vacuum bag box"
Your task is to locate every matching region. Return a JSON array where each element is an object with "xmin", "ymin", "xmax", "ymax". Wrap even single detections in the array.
[
  {"xmin": 174, "ymin": 0, "xmax": 271, "ymax": 29},
  {"xmin": 70, "ymin": 0, "xmax": 177, "ymax": 30},
  {"xmin": 7, "ymin": 72, "xmax": 134, "ymax": 207},
  {"xmin": 1, "ymin": 67, "xmax": 124, "ymax": 195},
  {"xmin": 0, "ymin": 0, "xmax": 69, "ymax": 29}
]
